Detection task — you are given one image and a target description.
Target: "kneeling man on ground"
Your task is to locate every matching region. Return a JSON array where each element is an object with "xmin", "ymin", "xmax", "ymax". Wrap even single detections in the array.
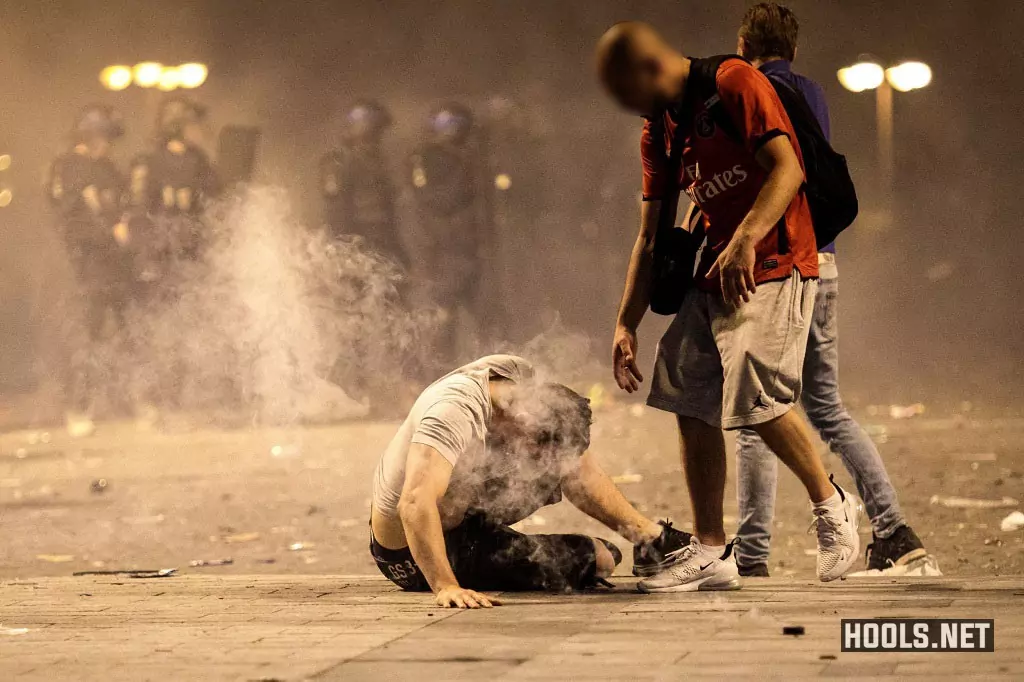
[{"xmin": 370, "ymin": 354, "xmax": 692, "ymax": 608}]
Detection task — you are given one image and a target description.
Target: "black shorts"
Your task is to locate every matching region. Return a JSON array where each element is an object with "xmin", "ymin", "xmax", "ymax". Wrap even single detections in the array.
[{"xmin": 370, "ymin": 511, "xmax": 602, "ymax": 592}]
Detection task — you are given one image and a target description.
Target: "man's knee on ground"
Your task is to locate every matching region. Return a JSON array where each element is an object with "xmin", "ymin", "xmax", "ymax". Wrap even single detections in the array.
[{"xmin": 593, "ymin": 538, "xmax": 622, "ymax": 578}]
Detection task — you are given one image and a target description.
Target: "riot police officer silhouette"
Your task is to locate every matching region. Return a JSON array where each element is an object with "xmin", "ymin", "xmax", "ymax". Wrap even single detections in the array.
[
  {"xmin": 407, "ymin": 103, "xmax": 489, "ymax": 364},
  {"xmin": 47, "ymin": 105, "xmax": 131, "ymax": 435},
  {"xmin": 319, "ymin": 101, "xmax": 404, "ymax": 266},
  {"xmin": 129, "ymin": 96, "xmax": 217, "ymax": 285}
]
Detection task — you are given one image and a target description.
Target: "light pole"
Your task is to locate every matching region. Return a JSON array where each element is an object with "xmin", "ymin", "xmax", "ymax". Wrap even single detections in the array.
[{"xmin": 837, "ymin": 60, "xmax": 931, "ymax": 200}]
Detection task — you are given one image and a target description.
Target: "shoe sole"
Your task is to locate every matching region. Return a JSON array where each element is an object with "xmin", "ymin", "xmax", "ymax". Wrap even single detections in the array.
[
  {"xmin": 638, "ymin": 574, "xmax": 741, "ymax": 594},
  {"xmin": 633, "ymin": 562, "xmax": 670, "ymax": 578},
  {"xmin": 819, "ymin": 499, "xmax": 861, "ymax": 582}
]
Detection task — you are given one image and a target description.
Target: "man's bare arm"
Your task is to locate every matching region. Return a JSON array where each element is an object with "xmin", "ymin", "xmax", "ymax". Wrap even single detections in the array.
[
  {"xmin": 561, "ymin": 451, "xmax": 660, "ymax": 545},
  {"xmin": 735, "ymin": 135, "xmax": 804, "ymax": 245},
  {"xmin": 398, "ymin": 443, "xmax": 498, "ymax": 608},
  {"xmin": 707, "ymin": 135, "xmax": 804, "ymax": 306},
  {"xmin": 612, "ymin": 200, "xmax": 662, "ymax": 392},
  {"xmin": 615, "ymin": 199, "xmax": 661, "ymax": 332}
]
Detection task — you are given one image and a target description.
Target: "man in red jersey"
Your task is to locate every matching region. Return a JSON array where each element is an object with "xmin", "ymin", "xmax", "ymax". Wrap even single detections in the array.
[{"xmin": 595, "ymin": 22, "xmax": 859, "ymax": 592}]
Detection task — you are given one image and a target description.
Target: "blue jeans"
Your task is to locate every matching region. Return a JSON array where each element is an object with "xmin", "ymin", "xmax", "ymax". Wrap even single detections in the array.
[{"xmin": 734, "ymin": 276, "xmax": 906, "ymax": 568}]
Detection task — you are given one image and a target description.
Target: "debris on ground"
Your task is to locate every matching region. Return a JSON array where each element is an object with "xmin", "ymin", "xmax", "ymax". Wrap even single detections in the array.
[
  {"xmin": 36, "ymin": 554, "xmax": 74, "ymax": 563},
  {"xmin": 587, "ymin": 383, "xmax": 607, "ymax": 410},
  {"xmin": 224, "ymin": 532, "xmax": 261, "ymax": 544},
  {"xmin": 90, "ymin": 479, "xmax": 109, "ymax": 494},
  {"xmin": 73, "ymin": 568, "xmax": 177, "ymax": 578},
  {"xmin": 307, "ymin": 505, "xmax": 323, "ymax": 516},
  {"xmin": 270, "ymin": 444, "xmax": 300, "ymax": 458},
  {"xmin": 0, "ymin": 626, "xmax": 29, "ymax": 636},
  {"xmin": 331, "ymin": 518, "xmax": 360, "ymax": 529},
  {"xmin": 629, "ymin": 404, "xmax": 645, "ymax": 418},
  {"xmin": 782, "ymin": 626, "xmax": 805, "ymax": 636},
  {"xmin": 890, "ymin": 403, "xmax": 926, "ymax": 420},
  {"xmin": 289, "ymin": 542, "xmax": 314, "ymax": 551},
  {"xmin": 189, "ymin": 558, "xmax": 234, "ymax": 567},
  {"xmin": 256, "ymin": 558, "xmax": 276, "ymax": 565},
  {"xmin": 929, "ymin": 495, "xmax": 1019, "ymax": 509},
  {"xmin": 611, "ymin": 473, "xmax": 644, "ymax": 484},
  {"xmin": 120, "ymin": 514, "xmax": 166, "ymax": 526},
  {"xmin": 953, "ymin": 452, "xmax": 998, "ymax": 462},
  {"xmin": 1000, "ymin": 511, "xmax": 1024, "ymax": 532}
]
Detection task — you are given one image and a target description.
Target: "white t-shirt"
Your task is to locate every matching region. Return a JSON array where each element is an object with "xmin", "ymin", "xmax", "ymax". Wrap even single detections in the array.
[{"xmin": 373, "ymin": 354, "xmax": 562, "ymax": 525}]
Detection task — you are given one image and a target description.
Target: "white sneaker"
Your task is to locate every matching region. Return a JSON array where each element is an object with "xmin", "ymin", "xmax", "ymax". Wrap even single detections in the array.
[
  {"xmin": 813, "ymin": 477, "xmax": 860, "ymax": 582},
  {"xmin": 637, "ymin": 538, "xmax": 741, "ymax": 593}
]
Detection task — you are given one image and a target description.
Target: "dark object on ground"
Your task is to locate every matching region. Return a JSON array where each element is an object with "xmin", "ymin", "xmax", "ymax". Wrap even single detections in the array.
[
  {"xmin": 633, "ymin": 520, "xmax": 693, "ymax": 577},
  {"xmin": 783, "ymin": 626, "xmax": 805, "ymax": 636},
  {"xmin": 866, "ymin": 525, "xmax": 926, "ymax": 571},
  {"xmin": 189, "ymin": 558, "xmax": 234, "ymax": 567},
  {"xmin": 73, "ymin": 568, "xmax": 177, "ymax": 578},
  {"xmin": 90, "ymin": 479, "xmax": 109, "ymax": 494},
  {"xmin": 820, "ymin": 654, "xmax": 837, "ymax": 660},
  {"xmin": 738, "ymin": 562, "xmax": 770, "ymax": 578}
]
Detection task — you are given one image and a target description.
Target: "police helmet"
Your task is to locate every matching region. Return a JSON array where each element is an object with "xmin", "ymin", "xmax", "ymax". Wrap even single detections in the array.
[
  {"xmin": 428, "ymin": 103, "xmax": 474, "ymax": 143},
  {"xmin": 343, "ymin": 100, "xmax": 392, "ymax": 141},
  {"xmin": 74, "ymin": 104, "xmax": 124, "ymax": 141},
  {"xmin": 157, "ymin": 96, "xmax": 207, "ymax": 140}
]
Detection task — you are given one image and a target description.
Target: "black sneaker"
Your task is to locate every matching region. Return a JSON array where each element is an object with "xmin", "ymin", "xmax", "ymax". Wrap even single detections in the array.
[
  {"xmin": 633, "ymin": 520, "xmax": 693, "ymax": 577},
  {"xmin": 738, "ymin": 563, "xmax": 770, "ymax": 578},
  {"xmin": 865, "ymin": 525, "xmax": 927, "ymax": 571}
]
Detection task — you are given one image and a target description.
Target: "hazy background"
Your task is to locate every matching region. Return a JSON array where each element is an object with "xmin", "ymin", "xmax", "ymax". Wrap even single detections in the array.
[{"xmin": 1, "ymin": 0, "xmax": 1021, "ymax": 418}]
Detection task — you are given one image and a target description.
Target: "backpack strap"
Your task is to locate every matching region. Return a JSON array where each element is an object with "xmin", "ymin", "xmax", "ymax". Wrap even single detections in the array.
[{"xmin": 685, "ymin": 55, "xmax": 748, "ymax": 146}]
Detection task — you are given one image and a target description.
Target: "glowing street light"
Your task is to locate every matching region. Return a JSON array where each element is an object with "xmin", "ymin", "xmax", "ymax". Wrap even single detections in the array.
[
  {"xmin": 157, "ymin": 67, "xmax": 181, "ymax": 92},
  {"xmin": 178, "ymin": 63, "xmax": 209, "ymax": 89},
  {"xmin": 838, "ymin": 58, "xmax": 932, "ymax": 199},
  {"xmin": 885, "ymin": 61, "xmax": 932, "ymax": 92},
  {"xmin": 133, "ymin": 62, "xmax": 164, "ymax": 88},
  {"xmin": 99, "ymin": 65, "xmax": 133, "ymax": 91},
  {"xmin": 837, "ymin": 61, "xmax": 885, "ymax": 93}
]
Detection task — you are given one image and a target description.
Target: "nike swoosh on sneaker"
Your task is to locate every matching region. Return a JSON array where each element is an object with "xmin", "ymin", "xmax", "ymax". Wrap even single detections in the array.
[{"xmin": 699, "ymin": 562, "xmax": 713, "ymax": 571}]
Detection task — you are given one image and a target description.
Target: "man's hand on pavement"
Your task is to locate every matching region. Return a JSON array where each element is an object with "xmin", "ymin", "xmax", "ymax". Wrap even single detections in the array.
[
  {"xmin": 612, "ymin": 325, "xmax": 643, "ymax": 393},
  {"xmin": 435, "ymin": 586, "xmax": 500, "ymax": 609}
]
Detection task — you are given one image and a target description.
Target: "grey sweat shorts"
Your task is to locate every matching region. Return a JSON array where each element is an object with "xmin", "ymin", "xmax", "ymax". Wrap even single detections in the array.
[{"xmin": 647, "ymin": 271, "xmax": 817, "ymax": 430}]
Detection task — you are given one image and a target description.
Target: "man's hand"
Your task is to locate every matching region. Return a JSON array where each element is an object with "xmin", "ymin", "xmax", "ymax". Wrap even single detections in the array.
[
  {"xmin": 436, "ymin": 586, "xmax": 500, "ymax": 609},
  {"xmin": 706, "ymin": 234, "xmax": 757, "ymax": 308},
  {"xmin": 612, "ymin": 325, "xmax": 643, "ymax": 393}
]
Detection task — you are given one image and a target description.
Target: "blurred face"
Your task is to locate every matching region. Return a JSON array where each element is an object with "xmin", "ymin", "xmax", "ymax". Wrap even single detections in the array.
[
  {"xmin": 603, "ymin": 59, "xmax": 669, "ymax": 118},
  {"xmin": 183, "ymin": 120, "xmax": 205, "ymax": 147},
  {"xmin": 487, "ymin": 413, "xmax": 560, "ymax": 476}
]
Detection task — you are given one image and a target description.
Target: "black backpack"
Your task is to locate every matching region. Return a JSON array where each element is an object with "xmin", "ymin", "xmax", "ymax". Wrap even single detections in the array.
[{"xmin": 691, "ymin": 55, "xmax": 859, "ymax": 249}]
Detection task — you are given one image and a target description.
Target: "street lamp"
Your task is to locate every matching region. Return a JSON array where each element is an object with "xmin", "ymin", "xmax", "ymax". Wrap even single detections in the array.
[
  {"xmin": 838, "ymin": 59, "xmax": 931, "ymax": 197},
  {"xmin": 99, "ymin": 65, "xmax": 133, "ymax": 91},
  {"xmin": 98, "ymin": 62, "xmax": 209, "ymax": 92}
]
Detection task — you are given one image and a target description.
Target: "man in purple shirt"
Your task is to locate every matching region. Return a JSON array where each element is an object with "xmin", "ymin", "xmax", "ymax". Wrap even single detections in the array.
[{"xmin": 732, "ymin": 3, "xmax": 934, "ymax": 576}]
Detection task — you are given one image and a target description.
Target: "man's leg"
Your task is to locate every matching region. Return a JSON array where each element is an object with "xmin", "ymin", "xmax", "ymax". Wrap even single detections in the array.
[
  {"xmin": 802, "ymin": 277, "xmax": 905, "ymax": 537},
  {"xmin": 734, "ymin": 428, "xmax": 778, "ymax": 574},
  {"xmin": 452, "ymin": 514, "xmax": 619, "ymax": 592},
  {"xmin": 640, "ymin": 291, "xmax": 741, "ymax": 592},
  {"xmin": 715, "ymin": 272, "xmax": 859, "ymax": 581},
  {"xmin": 677, "ymin": 415, "xmax": 728, "ymax": 546}
]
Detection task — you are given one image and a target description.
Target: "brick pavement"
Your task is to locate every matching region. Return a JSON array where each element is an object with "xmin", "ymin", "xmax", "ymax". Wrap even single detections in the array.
[{"xmin": 1, "ymin": 574, "xmax": 1021, "ymax": 681}]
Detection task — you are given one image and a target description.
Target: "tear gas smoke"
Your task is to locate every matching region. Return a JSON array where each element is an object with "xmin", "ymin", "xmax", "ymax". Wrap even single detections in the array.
[{"xmin": 125, "ymin": 185, "xmax": 440, "ymax": 425}]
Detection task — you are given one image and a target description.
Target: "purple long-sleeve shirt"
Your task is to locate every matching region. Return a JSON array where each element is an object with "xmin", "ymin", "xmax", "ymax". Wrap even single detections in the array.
[{"xmin": 759, "ymin": 59, "xmax": 835, "ymax": 254}]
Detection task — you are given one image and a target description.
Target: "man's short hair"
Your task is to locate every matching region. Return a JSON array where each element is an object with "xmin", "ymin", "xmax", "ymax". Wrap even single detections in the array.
[
  {"xmin": 739, "ymin": 2, "xmax": 799, "ymax": 62},
  {"xmin": 512, "ymin": 382, "xmax": 593, "ymax": 456}
]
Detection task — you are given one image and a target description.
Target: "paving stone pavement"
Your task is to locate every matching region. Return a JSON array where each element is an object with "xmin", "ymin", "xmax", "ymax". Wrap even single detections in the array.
[{"xmin": 1, "ymin": 574, "xmax": 1021, "ymax": 681}]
